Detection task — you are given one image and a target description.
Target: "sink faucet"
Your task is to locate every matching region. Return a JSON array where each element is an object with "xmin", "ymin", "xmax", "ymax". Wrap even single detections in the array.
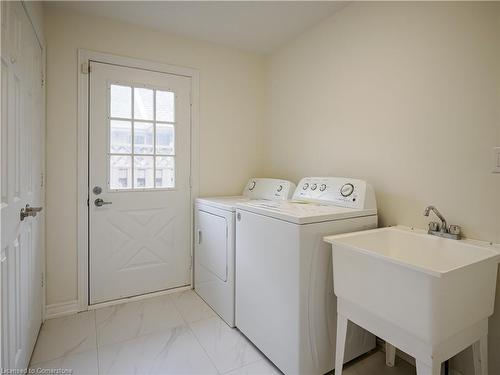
[
  {"xmin": 424, "ymin": 205, "xmax": 461, "ymax": 240},
  {"xmin": 423, "ymin": 206, "xmax": 447, "ymax": 232}
]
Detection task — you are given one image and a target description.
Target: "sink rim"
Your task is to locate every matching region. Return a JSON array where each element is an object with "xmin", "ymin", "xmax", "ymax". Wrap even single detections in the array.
[{"xmin": 324, "ymin": 225, "xmax": 500, "ymax": 278}]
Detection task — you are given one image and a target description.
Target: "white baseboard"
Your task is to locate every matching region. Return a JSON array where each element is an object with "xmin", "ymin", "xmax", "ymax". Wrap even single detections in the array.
[{"xmin": 45, "ymin": 300, "xmax": 80, "ymax": 320}]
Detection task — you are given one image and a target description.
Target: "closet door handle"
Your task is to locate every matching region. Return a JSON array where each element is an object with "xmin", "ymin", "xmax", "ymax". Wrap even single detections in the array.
[
  {"xmin": 20, "ymin": 204, "xmax": 43, "ymax": 221},
  {"xmin": 197, "ymin": 230, "xmax": 202, "ymax": 244}
]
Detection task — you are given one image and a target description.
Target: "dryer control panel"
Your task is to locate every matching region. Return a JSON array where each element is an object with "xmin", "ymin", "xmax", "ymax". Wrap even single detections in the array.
[
  {"xmin": 292, "ymin": 177, "xmax": 376, "ymax": 210},
  {"xmin": 243, "ymin": 178, "xmax": 296, "ymax": 200}
]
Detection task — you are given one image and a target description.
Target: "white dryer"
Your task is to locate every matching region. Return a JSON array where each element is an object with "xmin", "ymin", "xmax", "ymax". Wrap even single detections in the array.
[
  {"xmin": 194, "ymin": 178, "xmax": 296, "ymax": 327},
  {"xmin": 235, "ymin": 177, "xmax": 378, "ymax": 375}
]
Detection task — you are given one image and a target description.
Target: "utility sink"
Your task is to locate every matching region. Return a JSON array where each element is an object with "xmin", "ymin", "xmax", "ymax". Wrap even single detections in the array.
[{"xmin": 324, "ymin": 226, "xmax": 500, "ymax": 346}]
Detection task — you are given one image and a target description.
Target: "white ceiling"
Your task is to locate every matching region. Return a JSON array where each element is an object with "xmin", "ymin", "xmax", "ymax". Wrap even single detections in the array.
[{"xmin": 47, "ymin": 1, "xmax": 347, "ymax": 54}]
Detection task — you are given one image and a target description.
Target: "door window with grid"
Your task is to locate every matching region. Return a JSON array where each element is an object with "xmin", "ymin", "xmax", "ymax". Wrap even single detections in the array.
[{"xmin": 108, "ymin": 84, "xmax": 175, "ymax": 190}]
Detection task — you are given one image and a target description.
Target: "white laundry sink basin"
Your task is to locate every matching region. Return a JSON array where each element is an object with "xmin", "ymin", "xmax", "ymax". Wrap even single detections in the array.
[{"xmin": 324, "ymin": 226, "xmax": 500, "ymax": 346}]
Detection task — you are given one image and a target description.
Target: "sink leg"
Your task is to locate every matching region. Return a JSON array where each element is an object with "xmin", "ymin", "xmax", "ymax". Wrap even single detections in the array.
[
  {"xmin": 473, "ymin": 335, "xmax": 488, "ymax": 375},
  {"xmin": 416, "ymin": 360, "xmax": 441, "ymax": 375},
  {"xmin": 385, "ymin": 342, "xmax": 396, "ymax": 367},
  {"xmin": 335, "ymin": 313, "xmax": 348, "ymax": 375}
]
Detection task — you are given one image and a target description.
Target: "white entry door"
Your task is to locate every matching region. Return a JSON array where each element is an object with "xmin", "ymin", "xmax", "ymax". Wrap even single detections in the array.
[
  {"xmin": 1, "ymin": 1, "xmax": 44, "ymax": 369},
  {"xmin": 89, "ymin": 62, "xmax": 192, "ymax": 304}
]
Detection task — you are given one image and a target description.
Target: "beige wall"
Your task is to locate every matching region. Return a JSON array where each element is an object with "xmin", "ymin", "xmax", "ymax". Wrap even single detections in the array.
[
  {"xmin": 44, "ymin": 6, "xmax": 266, "ymax": 305},
  {"xmin": 265, "ymin": 2, "xmax": 500, "ymax": 373},
  {"xmin": 45, "ymin": 2, "xmax": 500, "ymax": 373}
]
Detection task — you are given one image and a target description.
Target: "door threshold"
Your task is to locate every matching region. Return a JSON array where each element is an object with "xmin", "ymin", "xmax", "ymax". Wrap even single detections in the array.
[{"xmin": 88, "ymin": 285, "xmax": 192, "ymax": 310}]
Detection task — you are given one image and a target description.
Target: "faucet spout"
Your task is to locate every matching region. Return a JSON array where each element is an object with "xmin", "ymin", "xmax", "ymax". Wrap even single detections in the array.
[
  {"xmin": 423, "ymin": 205, "xmax": 461, "ymax": 240},
  {"xmin": 423, "ymin": 205, "xmax": 447, "ymax": 232}
]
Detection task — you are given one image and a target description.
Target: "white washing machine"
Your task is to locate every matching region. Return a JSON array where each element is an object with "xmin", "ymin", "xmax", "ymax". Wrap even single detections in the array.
[
  {"xmin": 194, "ymin": 178, "xmax": 296, "ymax": 327},
  {"xmin": 235, "ymin": 177, "xmax": 378, "ymax": 375}
]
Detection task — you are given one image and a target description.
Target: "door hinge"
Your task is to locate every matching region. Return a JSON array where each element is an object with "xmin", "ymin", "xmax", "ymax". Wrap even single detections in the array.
[
  {"xmin": 190, "ymin": 255, "xmax": 193, "ymax": 270},
  {"xmin": 81, "ymin": 62, "xmax": 91, "ymax": 74},
  {"xmin": 41, "ymin": 272, "xmax": 44, "ymax": 288},
  {"xmin": 86, "ymin": 197, "xmax": 89, "ymax": 207},
  {"xmin": 40, "ymin": 172, "xmax": 44, "ymax": 188},
  {"xmin": 41, "ymin": 72, "xmax": 45, "ymax": 87}
]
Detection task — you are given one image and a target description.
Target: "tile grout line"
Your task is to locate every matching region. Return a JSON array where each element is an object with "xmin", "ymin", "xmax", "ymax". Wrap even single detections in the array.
[
  {"xmin": 94, "ymin": 291, "xmax": 220, "ymax": 373},
  {"xmin": 94, "ymin": 310, "xmax": 101, "ymax": 375},
  {"xmin": 30, "ymin": 311, "xmax": 96, "ymax": 366},
  {"xmin": 94, "ymin": 295, "xmax": 185, "ymax": 350},
  {"xmin": 180, "ymin": 292, "xmax": 265, "ymax": 375},
  {"xmin": 91, "ymin": 290, "xmax": 222, "ymax": 373},
  {"xmin": 186, "ymin": 320, "xmax": 222, "ymax": 375},
  {"xmin": 171, "ymin": 291, "xmax": 223, "ymax": 374}
]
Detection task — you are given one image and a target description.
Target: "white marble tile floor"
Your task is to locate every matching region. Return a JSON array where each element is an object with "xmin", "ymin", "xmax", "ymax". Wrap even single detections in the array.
[{"xmin": 29, "ymin": 290, "xmax": 416, "ymax": 375}]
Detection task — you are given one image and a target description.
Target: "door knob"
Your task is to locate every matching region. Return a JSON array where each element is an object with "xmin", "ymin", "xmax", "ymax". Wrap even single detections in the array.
[
  {"xmin": 95, "ymin": 198, "xmax": 112, "ymax": 207},
  {"xmin": 20, "ymin": 204, "xmax": 43, "ymax": 221}
]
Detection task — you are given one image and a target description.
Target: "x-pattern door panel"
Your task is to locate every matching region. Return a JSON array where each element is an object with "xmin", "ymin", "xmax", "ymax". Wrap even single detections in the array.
[{"xmin": 89, "ymin": 62, "xmax": 191, "ymax": 304}]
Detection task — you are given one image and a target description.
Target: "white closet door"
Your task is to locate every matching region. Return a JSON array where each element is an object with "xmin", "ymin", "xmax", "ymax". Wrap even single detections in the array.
[{"xmin": 1, "ymin": 1, "xmax": 44, "ymax": 369}]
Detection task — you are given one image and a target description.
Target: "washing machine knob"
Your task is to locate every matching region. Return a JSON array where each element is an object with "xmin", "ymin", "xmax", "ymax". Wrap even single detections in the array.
[
  {"xmin": 277, "ymin": 185, "xmax": 283, "ymax": 192},
  {"xmin": 249, "ymin": 181, "xmax": 256, "ymax": 191},
  {"xmin": 340, "ymin": 183, "xmax": 354, "ymax": 197},
  {"xmin": 310, "ymin": 183, "xmax": 317, "ymax": 191},
  {"xmin": 302, "ymin": 183, "xmax": 309, "ymax": 190},
  {"xmin": 319, "ymin": 184, "xmax": 327, "ymax": 192}
]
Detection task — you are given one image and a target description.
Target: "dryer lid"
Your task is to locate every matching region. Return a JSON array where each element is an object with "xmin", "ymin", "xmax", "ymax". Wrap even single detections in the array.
[
  {"xmin": 196, "ymin": 196, "xmax": 250, "ymax": 212},
  {"xmin": 196, "ymin": 178, "xmax": 297, "ymax": 211}
]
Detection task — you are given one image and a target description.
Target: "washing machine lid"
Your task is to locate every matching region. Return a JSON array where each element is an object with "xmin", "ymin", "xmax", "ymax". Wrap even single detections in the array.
[
  {"xmin": 196, "ymin": 196, "xmax": 250, "ymax": 212},
  {"xmin": 236, "ymin": 200, "xmax": 377, "ymax": 224}
]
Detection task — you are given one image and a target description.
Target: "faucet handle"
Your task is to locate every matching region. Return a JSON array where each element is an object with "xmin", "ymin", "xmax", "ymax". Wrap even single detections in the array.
[
  {"xmin": 449, "ymin": 225, "xmax": 461, "ymax": 236},
  {"xmin": 428, "ymin": 221, "xmax": 440, "ymax": 232}
]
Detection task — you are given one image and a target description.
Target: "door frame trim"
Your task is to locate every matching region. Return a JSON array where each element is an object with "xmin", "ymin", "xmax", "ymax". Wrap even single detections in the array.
[{"xmin": 76, "ymin": 49, "xmax": 199, "ymax": 311}]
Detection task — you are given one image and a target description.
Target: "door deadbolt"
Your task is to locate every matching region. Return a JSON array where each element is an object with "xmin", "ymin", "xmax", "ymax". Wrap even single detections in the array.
[{"xmin": 93, "ymin": 186, "xmax": 102, "ymax": 195}]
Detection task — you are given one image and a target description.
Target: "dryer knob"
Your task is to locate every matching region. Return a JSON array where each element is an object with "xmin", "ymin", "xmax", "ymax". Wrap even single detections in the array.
[
  {"xmin": 248, "ymin": 181, "xmax": 256, "ymax": 191},
  {"xmin": 310, "ymin": 183, "xmax": 317, "ymax": 191},
  {"xmin": 302, "ymin": 183, "xmax": 309, "ymax": 190},
  {"xmin": 319, "ymin": 184, "xmax": 327, "ymax": 192},
  {"xmin": 277, "ymin": 185, "xmax": 283, "ymax": 192}
]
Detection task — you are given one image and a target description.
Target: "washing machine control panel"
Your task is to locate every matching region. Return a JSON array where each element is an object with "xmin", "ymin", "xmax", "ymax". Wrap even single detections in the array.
[
  {"xmin": 243, "ymin": 178, "xmax": 296, "ymax": 200},
  {"xmin": 292, "ymin": 177, "xmax": 376, "ymax": 209}
]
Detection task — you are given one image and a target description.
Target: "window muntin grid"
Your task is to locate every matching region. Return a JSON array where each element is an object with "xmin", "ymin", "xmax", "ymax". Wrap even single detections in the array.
[{"xmin": 108, "ymin": 84, "xmax": 176, "ymax": 191}]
